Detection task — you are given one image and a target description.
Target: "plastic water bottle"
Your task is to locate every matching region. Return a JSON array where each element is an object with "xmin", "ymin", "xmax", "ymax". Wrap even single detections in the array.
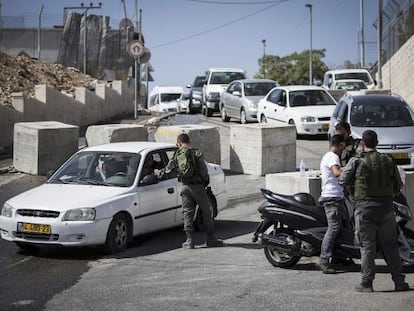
[
  {"xmin": 299, "ymin": 160, "xmax": 306, "ymax": 177},
  {"xmin": 411, "ymin": 153, "xmax": 414, "ymax": 168}
]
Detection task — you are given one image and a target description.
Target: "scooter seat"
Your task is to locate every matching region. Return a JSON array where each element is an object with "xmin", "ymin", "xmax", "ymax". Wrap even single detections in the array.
[{"xmin": 261, "ymin": 188, "xmax": 318, "ymax": 208}]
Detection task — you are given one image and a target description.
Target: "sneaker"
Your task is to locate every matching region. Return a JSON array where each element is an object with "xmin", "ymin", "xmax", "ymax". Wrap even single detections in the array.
[
  {"xmin": 395, "ymin": 282, "xmax": 410, "ymax": 291},
  {"xmin": 331, "ymin": 257, "xmax": 355, "ymax": 266},
  {"xmin": 182, "ymin": 240, "xmax": 194, "ymax": 249},
  {"xmin": 206, "ymin": 238, "xmax": 224, "ymax": 247},
  {"xmin": 317, "ymin": 263, "xmax": 336, "ymax": 274},
  {"xmin": 354, "ymin": 282, "xmax": 373, "ymax": 293}
]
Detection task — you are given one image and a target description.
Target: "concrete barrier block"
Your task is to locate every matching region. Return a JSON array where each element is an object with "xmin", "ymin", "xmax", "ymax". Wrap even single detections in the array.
[
  {"xmin": 12, "ymin": 92, "xmax": 47, "ymax": 121},
  {"xmin": 95, "ymin": 83, "xmax": 123, "ymax": 119},
  {"xmin": 230, "ymin": 124, "xmax": 296, "ymax": 175},
  {"xmin": 0, "ymin": 104, "xmax": 23, "ymax": 150},
  {"xmin": 35, "ymin": 85, "xmax": 84, "ymax": 125},
  {"xmin": 75, "ymin": 87, "xmax": 105, "ymax": 125},
  {"xmin": 85, "ymin": 124, "xmax": 148, "ymax": 146},
  {"xmin": 111, "ymin": 80, "xmax": 133, "ymax": 112},
  {"xmin": 154, "ymin": 125, "xmax": 221, "ymax": 165},
  {"xmin": 13, "ymin": 121, "xmax": 79, "ymax": 175},
  {"xmin": 265, "ymin": 171, "xmax": 322, "ymax": 203}
]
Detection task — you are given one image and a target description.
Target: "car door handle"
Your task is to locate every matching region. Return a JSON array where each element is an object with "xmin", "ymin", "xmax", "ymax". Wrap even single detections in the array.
[{"xmin": 167, "ymin": 188, "xmax": 175, "ymax": 194}]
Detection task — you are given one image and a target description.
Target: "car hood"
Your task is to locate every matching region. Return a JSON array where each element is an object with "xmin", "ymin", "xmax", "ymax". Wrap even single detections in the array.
[
  {"xmin": 351, "ymin": 126, "xmax": 414, "ymax": 144},
  {"xmin": 245, "ymin": 95, "xmax": 265, "ymax": 104},
  {"xmin": 7, "ymin": 184, "xmax": 130, "ymax": 211},
  {"xmin": 290, "ymin": 105, "xmax": 336, "ymax": 117}
]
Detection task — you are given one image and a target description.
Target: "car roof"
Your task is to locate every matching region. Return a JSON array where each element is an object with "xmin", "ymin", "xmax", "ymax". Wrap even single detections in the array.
[
  {"xmin": 231, "ymin": 79, "xmax": 277, "ymax": 84},
  {"xmin": 275, "ymin": 85, "xmax": 327, "ymax": 91},
  {"xmin": 207, "ymin": 67, "xmax": 245, "ymax": 72},
  {"xmin": 81, "ymin": 142, "xmax": 176, "ymax": 154},
  {"xmin": 326, "ymin": 69, "xmax": 370, "ymax": 74},
  {"xmin": 333, "ymin": 79, "xmax": 367, "ymax": 83},
  {"xmin": 343, "ymin": 94, "xmax": 406, "ymax": 105}
]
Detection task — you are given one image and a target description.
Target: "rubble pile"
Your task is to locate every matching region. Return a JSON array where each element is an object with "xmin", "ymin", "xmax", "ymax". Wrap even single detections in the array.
[{"xmin": 0, "ymin": 51, "xmax": 97, "ymax": 107}]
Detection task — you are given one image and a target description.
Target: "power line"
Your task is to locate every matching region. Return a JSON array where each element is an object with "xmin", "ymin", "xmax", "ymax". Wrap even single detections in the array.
[
  {"xmin": 187, "ymin": 0, "xmax": 288, "ymax": 4},
  {"xmin": 151, "ymin": 0, "xmax": 290, "ymax": 49}
]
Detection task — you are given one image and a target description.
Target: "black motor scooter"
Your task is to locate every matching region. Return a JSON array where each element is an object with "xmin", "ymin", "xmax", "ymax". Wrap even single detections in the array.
[{"xmin": 253, "ymin": 188, "xmax": 414, "ymax": 268}]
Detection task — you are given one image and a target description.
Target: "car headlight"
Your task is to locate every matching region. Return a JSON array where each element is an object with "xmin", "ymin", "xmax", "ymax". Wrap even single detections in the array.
[
  {"xmin": 1, "ymin": 203, "xmax": 13, "ymax": 217},
  {"xmin": 300, "ymin": 116, "xmax": 316, "ymax": 123},
  {"xmin": 62, "ymin": 208, "xmax": 96, "ymax": 221},
  {"xmin": 247, "ymin": 101, "xmax": 257, "ymax": 109}
]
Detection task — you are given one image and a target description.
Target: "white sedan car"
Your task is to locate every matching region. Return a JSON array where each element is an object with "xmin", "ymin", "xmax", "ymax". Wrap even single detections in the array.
[
  {"xmin": 257, "ymin": 85, "xmax": 337, "ymax": 135},
  {"xmin": 0, "ymin": 142, "xmax": 228, "ymax": 253}
]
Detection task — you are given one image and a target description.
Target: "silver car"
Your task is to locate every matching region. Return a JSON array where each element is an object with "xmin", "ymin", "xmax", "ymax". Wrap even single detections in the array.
[
  {"xmin": 220, "ymin": 79, "xmax": 278, "ymax": 124},
  {"xmin": 328, "ymin": 93, "xmax": 414, "ymax": 164}
]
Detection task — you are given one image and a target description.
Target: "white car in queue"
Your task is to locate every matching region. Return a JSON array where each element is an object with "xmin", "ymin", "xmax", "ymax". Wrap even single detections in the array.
[
  {"xmin": 257, "ymin": 85, "xmax": 337, "ymax": 135},
  {"xmin": 0, "ymin": 142, "xmax": 228, "ymax": 254}
]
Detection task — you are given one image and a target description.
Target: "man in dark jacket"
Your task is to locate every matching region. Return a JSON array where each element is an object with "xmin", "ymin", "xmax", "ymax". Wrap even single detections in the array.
[
  {"xmin": 339, "ymin": 130, "xmax": 409, "ymax": 292},
  {"xmin": 165, "ymin": 133, "xmax": 223, "ymax": 249}
]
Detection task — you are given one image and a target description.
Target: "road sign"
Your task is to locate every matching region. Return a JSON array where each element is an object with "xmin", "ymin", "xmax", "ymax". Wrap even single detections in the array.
[{"xmin": 127, "ymin": 40, "xmax": 145, "ymax": 59}]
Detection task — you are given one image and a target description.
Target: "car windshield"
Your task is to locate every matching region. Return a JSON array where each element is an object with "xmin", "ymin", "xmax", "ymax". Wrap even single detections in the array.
[
  {"xmin": 48, "ymin": 152, "xmax": 141, "ymax": 187},
  {"xmin": 194, "ymin": 77, "xmax": 205, "ymax": 87},
  {"xmin": 289, "ymin": 90, "xmax": 336, "ymax": 107},
  {"xmin": 160, "ymin": 93, "xmax": 181, "ymax": 102},
  {"xmin": 350, "ymin": 101, "xmax": 414, "ymax": 127},
  {"xmin": 335, "ymin": 72, "xmax": 371, "ymax": 84},
  {"xmin": 244, "ymin": 82, "xmax": 277, "ymax": 96},
  {"xmin": 210, "ymin": 72, "xmax": 246, "ymax": 84}
]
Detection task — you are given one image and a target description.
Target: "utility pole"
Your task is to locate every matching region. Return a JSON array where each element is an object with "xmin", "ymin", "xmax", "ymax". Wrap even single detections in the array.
[
  {"xmin": 38, "ymin": 5, "xmax": 44, "ymax": 60},
  {"xmin": 262, "ymin": 39, "xmax": 266, "ymax": 79},
  {"xmin": 377, "ymin": 0, "xmax": 383, "ymax": 88},
  {"xmin": 305, "ymin": 4, "xmax": 313, "ymax": 85},
  {"xmin": 360, "ymin": 0, "xmax": 365, "ymax": 67}
]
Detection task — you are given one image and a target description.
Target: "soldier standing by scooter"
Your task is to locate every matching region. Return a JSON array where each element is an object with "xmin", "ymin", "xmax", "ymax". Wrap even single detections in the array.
[{"xmin": 339, "ymin": 130, "xmax": 410, "ymax": 292}]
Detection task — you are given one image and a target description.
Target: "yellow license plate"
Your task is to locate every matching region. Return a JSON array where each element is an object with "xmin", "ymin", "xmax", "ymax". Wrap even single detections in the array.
[
  {"xmin": 389, "ymin": 153, "xmax": 409, "ymax": 160},
  {"xmin": 322, "ymin": 124, "xmax": 330, "ymax": 130},
  {"xmin": 18, "ymin": 222, "xmax": 51, "ymax": 234}
]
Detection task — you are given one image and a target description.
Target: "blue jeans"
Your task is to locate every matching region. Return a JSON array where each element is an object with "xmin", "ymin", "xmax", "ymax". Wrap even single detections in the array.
[{"xmin": 319, "ymin": 197, "xmax": 345, "ymax": 264}]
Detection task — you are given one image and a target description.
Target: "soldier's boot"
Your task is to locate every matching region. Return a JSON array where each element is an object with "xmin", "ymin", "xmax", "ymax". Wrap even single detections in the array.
[{"xmin": 182, "ymin": 231, "xmax": 194, "ymax": 249}]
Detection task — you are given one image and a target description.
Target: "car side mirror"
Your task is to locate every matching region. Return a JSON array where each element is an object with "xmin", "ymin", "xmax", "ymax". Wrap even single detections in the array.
[
  {"xmin": 278, "ymin": 101, "xmax": 286, "ymax": 107},
  {"xmin": 139, "ymin": 174, "xmax": 158, "ymax": 186},
  {"xmin": 232, "ymin": 91, "xmax": 242, "ymax": 97}
]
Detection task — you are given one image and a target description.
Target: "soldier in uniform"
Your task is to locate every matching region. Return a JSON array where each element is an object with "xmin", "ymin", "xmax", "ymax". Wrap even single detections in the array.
[
  {"xmin": 339, "ymin": 130, "xmax": 409, "ymax": 292},
  {"xmin": 164, "ymin": 133, "xmax": 223, "ymax": 249},
  {"xmin": 335, "ymin": 121, "xmax": 360, "ymax": 167}
]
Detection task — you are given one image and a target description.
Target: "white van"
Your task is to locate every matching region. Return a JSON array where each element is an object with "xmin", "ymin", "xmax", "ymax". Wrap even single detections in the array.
[
  {"xmin": 148, "ymin": 86, "xmax": 183, "ymax": 113},
  {"xmin": 202, "ymin": 67, "xmax": 246, "ymax": 117},
  {"xmin": 322, "ymin": 69, "xmax": 376, "ymax": 90}
]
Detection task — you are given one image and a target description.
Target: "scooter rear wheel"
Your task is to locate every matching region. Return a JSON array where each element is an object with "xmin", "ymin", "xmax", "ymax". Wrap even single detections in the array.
[{"xmin": 263, "ymin": 231, "xmax": 301, "ymax": 268}]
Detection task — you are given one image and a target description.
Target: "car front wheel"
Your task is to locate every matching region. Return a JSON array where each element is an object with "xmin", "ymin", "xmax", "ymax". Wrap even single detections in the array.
[
  {"xmin": 221, "ymin": 106, "xmax": 230, "ymax": 122},
  {"xmin": 240, "ymin": 109, "xmax": 247, "ymax": 124},
  {"xmin": 104, "ymin": 214, "xmax": 129, "ymax": 254}
]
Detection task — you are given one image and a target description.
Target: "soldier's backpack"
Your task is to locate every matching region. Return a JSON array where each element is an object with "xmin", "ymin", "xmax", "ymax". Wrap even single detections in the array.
[{"xmin": 175, "ymin": 147, "xmax": 197, "ymax": 179}]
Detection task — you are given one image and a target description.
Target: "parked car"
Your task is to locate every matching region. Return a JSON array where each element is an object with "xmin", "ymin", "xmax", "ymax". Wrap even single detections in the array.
[
  {"xmin": 328, "ymin": 93, "xmax": 414, "ymax": 163},
  {"xmin": 148, "ymin": 86, "xmax": 183, "ymax": 113},
  {"xmin": 177, "ymin": 92, "xmax": 191, "ymax": 113},
  {"xmin": 257, "ymin": 85, "xmax": 337, "ymax": 135},
  {"xmin": 186, "ymin": 75, "xmax": 205, "ymax": 114},
  {"xmin": 322, "ymin": 69, "xmax": 376, "ymax": 90},
  {"xmin": 331, "ymin": 79, "xmax": 368, "ymax": 95},
  {"xmin": 202, "ymin": 67, "xmax": 246, "ymax": 117},
  {"xmin": 0, "ymin": 142, "xmax": 228, "ymax": 253},
  {"xmin": 220, "ymin": 79, "xmax": 278, "ymax": 124}
]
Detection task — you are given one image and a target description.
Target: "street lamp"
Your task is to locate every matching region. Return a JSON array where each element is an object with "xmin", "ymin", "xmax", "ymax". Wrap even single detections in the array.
[
  {"xmin": 262, "ymin": 39, "xmax": 266, "ymax": 79},
  {"xmin": 305, "ymin": 4, "xmax": 313, "ymax": 85}
]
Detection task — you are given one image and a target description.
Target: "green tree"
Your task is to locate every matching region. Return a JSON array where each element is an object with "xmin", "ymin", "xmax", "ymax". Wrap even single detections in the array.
[{"xmin": 256, "ymin": 49, "xmax": 328, "ymax": 85}]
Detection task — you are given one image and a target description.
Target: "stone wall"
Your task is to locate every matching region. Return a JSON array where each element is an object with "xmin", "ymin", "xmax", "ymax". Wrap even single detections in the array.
[{"xmin": 382, "ymin": 34, "xmax": 414, "ymax": 109}]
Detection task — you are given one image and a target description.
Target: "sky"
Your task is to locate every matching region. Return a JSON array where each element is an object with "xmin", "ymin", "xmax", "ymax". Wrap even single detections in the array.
[{"xmin": 2, "ymin": 0, "xmax": 380, "ymax": 88}]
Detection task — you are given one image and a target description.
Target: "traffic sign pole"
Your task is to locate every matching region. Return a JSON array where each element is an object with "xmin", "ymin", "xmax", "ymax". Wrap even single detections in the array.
[{"xmin": 127, "ymin": 40, "xmax": 145, "ymax": 120}]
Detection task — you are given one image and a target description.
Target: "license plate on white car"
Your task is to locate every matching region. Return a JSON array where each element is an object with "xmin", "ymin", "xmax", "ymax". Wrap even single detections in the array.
[{"xmin": 17, "ymin": 222, "xmax": 51, "ymax": 234}]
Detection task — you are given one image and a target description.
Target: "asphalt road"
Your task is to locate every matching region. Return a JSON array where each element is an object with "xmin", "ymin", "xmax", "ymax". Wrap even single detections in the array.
[{"xmin": 1, "ymin": 114, "xmax": 413, "ymax": 311}]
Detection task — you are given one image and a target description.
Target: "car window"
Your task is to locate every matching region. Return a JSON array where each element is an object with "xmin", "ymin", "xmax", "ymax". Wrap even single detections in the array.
[
  {"xmin": 267, "ymin": 89, "xmax": 282, "ymax": 104},
  {"xmin": 160, "ymin": 93, "xmax": 181, "ymax": 102},
  {"xmin": 290, "ymin": 90, "xmax": 336, "ymax": 107},
  {"xmin": 337, "ymin": 101, "xmax": 348, "ymax": 121},
  {"xmin": 244, "ymin": 82, "xmax": 276, "ymax": 96},
  {"xmin": 233, "ymin": 82, "xmax": 242, "ymax": 93},
  {"xmin": 350, "ymin": 101, "xmax": 414, "ymax": 127},
  {"xmin": 49, "ymin": 152, "xmax": 140, "ymax": 187},
  {"xmin": 210, "ymin": 72, "xmax": 245, "ymax": 84},
  {"xmin": 335, "ymin": 72, "xmax": 371, "ymax": 84}
]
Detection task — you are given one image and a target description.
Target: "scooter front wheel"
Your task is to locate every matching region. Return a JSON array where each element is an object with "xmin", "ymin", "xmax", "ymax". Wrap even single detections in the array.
[{"xmin": 263, "ymin": 231, "xmax": 301, "ymax": 268}]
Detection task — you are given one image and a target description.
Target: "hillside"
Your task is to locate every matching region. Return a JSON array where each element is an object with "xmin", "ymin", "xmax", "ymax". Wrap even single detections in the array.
[{"xmin": 0, "ymin": 51, "xmax": 97, "ymax": 107}]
